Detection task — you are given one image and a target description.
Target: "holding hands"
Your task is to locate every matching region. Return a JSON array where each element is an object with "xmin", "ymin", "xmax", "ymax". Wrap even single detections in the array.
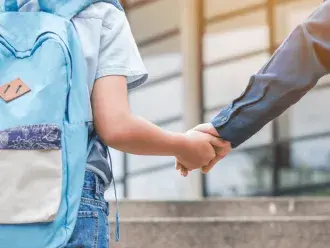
[{"xmin": 175, "ymin": 123, "xmax": 232, "ymax": 176}]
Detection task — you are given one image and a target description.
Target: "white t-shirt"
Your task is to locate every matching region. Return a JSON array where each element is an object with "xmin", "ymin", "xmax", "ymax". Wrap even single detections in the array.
[
  {"xmin": 73, "ymin": 2, "xmax": 147, "ymax": 95},
  {"xmin": 73, "ymin": 2, "xmax": 148, "ymax": 187}
]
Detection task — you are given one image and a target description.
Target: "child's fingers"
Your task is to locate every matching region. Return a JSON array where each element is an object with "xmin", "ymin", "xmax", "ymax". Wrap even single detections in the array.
[
  {"xmin": 202, "ymin": 144, "xmax": 231, "ymax": 173},
  {"xmin": 214, "ymin": 143, "xmax": 232, "ymax": 157},
  {"xmin": 201, "ymin": 154, "xmax": 224, "ymax": 174},
  {"xmin": 177, "ymin": 161, "xmax": 194, "ymax": 172},
  {"xmin": 175, "ymin": 161, "xmax": 181, "ymax": 170},
  {"xmin": 176, "ymin": 161, "xmax": 187, "ymax": 176},
  {"xmin": 177, "ymin": 162, "xmax": 189, "ymax": 177},
  {"xmin": 180, "ymin": 167, "xmax": 188, "ymax": 177}
]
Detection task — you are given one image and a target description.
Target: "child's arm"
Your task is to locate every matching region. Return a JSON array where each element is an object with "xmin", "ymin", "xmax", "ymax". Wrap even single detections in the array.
[
  {"xmin": 91, "ymin": 3, "xmax": 228, "ymax": 169},
  {"xmin": 92, "ymin": 75, "xmax": 226, "ymax": 169}
]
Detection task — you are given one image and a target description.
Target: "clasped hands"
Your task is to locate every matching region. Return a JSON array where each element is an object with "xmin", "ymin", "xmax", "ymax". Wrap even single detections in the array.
[{"xmin": 175, "ymin": 123, "xmax": 231, "ymax": 177}]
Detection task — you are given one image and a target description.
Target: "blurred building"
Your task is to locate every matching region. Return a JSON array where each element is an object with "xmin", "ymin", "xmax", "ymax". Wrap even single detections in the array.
[{"xmin": 107, "ymin": 0, "xmax": 330, "ymax": 200}]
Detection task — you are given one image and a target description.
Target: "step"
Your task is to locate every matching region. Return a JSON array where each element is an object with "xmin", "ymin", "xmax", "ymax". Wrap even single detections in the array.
[
  {"xmin": 110, "ymin": 216, "xmax": 330, "ymax": 248},
  {"xmin": 110, "ymin": 197, "xmax": 330, "ymax": 217}
]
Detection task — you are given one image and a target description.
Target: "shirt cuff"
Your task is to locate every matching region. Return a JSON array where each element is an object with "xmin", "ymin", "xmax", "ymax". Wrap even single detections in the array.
[{"xmin": 211, "ymin": 107, "xmax": 241, "ymax": 149}]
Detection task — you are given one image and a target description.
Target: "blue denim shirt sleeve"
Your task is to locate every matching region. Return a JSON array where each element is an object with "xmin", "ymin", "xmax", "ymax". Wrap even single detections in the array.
[{"xmin": 212, "ymin": 1, "xmax": 330, "ymax": 148}]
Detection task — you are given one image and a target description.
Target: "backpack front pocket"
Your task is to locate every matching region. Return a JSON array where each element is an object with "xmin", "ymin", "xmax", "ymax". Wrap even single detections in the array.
[{"xmin": 0, "ymin": 124, "xmax": 62, "ymax": 224}]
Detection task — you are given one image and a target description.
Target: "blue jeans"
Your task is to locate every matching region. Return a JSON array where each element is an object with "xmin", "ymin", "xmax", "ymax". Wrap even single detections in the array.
[{"xmin": 65, "ymin": 170, "xmax": 110, "ymax": 248}]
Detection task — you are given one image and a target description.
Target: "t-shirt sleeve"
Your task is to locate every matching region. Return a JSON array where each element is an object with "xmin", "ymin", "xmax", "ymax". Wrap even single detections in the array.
[{"xmin": 96, "ymin": 4, "xmax": 148, "ymax": 90}]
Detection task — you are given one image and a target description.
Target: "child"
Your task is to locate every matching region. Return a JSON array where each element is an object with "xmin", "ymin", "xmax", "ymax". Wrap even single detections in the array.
[{"xmin": 64, "ymin": 1, "xmax": 227, "ymax": 247}]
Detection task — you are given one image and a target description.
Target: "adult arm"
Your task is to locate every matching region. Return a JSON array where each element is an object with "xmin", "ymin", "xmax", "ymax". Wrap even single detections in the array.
[{"xmin": 212, "ymin": 1, "xmax": 330, "ymax": 148}]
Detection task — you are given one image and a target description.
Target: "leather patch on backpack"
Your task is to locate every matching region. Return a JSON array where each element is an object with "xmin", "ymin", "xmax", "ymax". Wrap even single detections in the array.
[{"xmin": 0, "ymin": 78, "xmax": 31, "ymax": 103}]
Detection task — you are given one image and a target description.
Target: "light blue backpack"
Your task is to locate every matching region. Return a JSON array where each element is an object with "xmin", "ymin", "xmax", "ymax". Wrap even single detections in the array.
[{"xmin": 0, "ymin": 1, "xmax": 120, "ymax": 247}]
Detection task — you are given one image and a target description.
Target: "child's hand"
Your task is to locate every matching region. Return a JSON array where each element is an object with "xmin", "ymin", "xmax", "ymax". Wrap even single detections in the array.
[
  {"xmin": 174, "ymin": 130, "xmax": 226, "ymax": 175},
  {"xmin": 176, "ymin": 124, "xmax": 232, "ymax": 176}
]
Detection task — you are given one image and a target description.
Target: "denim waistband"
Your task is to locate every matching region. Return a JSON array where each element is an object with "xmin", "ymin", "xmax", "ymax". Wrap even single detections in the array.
[{"xmin": 83, "ymin": 170, "xmax": 106, "ymax": 195}]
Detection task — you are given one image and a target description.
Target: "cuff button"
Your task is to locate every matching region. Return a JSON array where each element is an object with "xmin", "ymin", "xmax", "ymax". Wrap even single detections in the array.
[{"xmin": 221, "ymin": 116, "xmax": 228, "ymax": 123}]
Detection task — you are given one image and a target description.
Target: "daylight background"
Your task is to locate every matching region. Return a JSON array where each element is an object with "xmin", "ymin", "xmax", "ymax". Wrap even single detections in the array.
[{"xmin": 107, "ymin": 0, "xmax": 330, "ymax": 200}]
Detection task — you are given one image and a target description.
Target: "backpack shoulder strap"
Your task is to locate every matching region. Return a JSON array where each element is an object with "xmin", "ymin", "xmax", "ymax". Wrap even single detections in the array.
[
  {"xmin": 38, "ymin": 0, "xmax": 124, "ymax": 19},
  {"xmin": 2, "ymin": 0, "xmax": 18, "ymax": 12}
]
